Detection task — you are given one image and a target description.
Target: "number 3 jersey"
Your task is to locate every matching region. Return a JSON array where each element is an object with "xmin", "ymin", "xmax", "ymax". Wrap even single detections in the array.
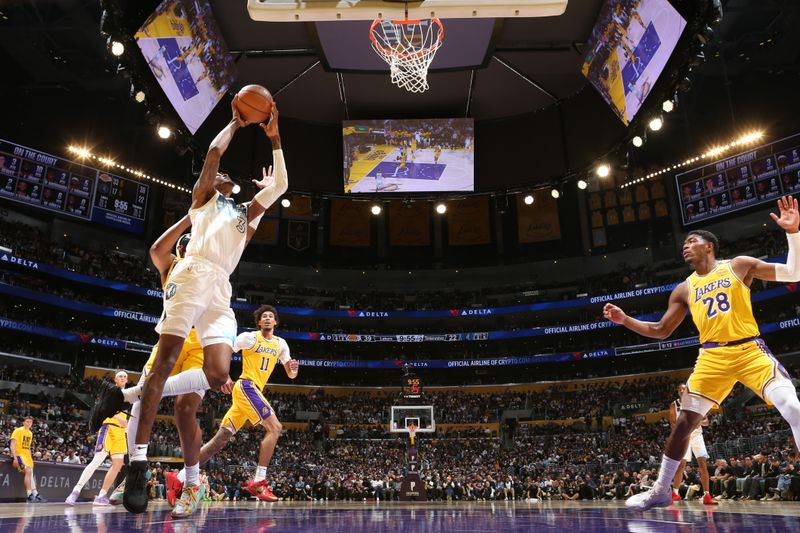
[
  {"xmin": 686, "ymin": 260, "xmax": 760, "ymax": 344},
  {"xmin": 186, "ymin": 190, "xmax": 248, "ymax": 275},
  {"xmin": 235, "ymin": 331, "xmax": 291, "ymax": 391}
]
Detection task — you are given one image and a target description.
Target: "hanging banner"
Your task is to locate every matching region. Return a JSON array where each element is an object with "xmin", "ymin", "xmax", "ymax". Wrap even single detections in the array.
[
  {"xmin": 281, "ymin": 196, "xmax": 314, "ymax": 219},
  {"xmin": 447, "ymin": 197, "xmax": 490, "ymax": 246},
  {"xmin": 517, "ymin": 190, "xmax": 561, "ymax": 243},
  {"xmin": 288, "ymin": 220, "xmax": 311, "ymax": 251},
  {"xmin": 251, "ymin": 218, "xmax": 278, "ymax": 245},
  {"xmin": 389, "ymin": 201, "xmax": 430, "ymax": 246},
  {"xmin": 329, "ymin": 199, "xmax": 371, "ymax": 246}
]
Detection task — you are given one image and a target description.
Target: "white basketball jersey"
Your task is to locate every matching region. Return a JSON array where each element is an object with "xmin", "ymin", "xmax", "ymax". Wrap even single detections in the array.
[{"xmin": 186, "ymin": 191, "xmax": 247, "ymax": 275}]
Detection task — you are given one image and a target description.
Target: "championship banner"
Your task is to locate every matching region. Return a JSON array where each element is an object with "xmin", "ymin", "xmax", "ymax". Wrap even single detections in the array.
[
  {"xmin": 389, "ymin": 201, "xmax": 430, "ymax": 246},
  {"xmin": 288, "ymin": 220, "xmax": 311, "ymax": 251},
  {"xmin": 251, "ymin": 217, "xmax": 278, "ymax": 245},
  {"xmin": 517, "ymin": 190, "xmax": 561, "ymax": 243},
  {"xmin": 282, "ymin": 195, "xmax": 313, "ymax": 219},
  {"xmin": 329, "ymin": 199, "xmax": 371, "ymax": 247},
  {"xmin": 447, "ymin": 197, "xmax": 490, "ymax": 246}
]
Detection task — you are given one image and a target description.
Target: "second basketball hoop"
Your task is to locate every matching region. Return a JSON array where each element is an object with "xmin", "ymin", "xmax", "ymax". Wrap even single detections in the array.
[{"xmin": 369, "ymin": 18, "xmax": 444, "ymax": 93}]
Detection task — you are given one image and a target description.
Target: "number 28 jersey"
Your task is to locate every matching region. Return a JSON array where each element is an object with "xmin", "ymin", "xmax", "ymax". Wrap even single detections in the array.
[
  {"xmin": 686, "ymin": 260, "xmax": 760, "ymax": 344},
  {"xmin": 235, "ymin": 331, "xmax": 291, "ymax": 391}
]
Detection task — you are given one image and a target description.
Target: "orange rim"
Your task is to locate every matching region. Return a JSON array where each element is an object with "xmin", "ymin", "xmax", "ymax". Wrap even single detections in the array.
[{"xmin": 369, "ymin": 18, "xmax": 444, "ymax": 60}]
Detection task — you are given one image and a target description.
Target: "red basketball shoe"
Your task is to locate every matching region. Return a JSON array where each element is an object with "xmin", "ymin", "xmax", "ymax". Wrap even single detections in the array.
[
  {"xmin": 246, "ymin": 480, "xmax": 278, "ymax": 502},
  {"xmin": 672, "ymin": 490, "xmax": 682, "ymax": 502},
  {"xmin": 166, "ymin": 471, "xmax": 183, "ymax": 507},
  {"xmin": 703, "ymin": 493, "xmax": 719, "ymax": 505}
]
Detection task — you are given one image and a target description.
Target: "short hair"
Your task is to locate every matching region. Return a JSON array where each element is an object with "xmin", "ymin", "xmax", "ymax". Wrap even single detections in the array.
[
  {"xmin": 687, "ymin": 229, "xmax": 719, "ymax": 254},
  {"xmin": 253, "ymin": 304, "xmax": 279, "ymax": 327},
  {"xmin": 24, "ymin": 415, "xmax": 33, "ymax": 421}
]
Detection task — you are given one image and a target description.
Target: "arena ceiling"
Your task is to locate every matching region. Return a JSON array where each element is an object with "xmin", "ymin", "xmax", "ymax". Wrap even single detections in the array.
[{"xmin": 0, "ymin": 0, "xmax": 799, "ymax": 193}]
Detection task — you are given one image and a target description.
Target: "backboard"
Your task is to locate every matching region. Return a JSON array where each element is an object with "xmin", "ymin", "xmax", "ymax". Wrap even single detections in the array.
[{"xmin": 390, "ymin": 405, "xmax": 435, "ymax": 434}]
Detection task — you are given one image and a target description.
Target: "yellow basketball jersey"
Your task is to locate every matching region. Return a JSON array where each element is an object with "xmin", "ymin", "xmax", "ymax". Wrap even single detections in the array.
[
  {"xmin": 240, "ymin": 332, "xmax": 284, "ymax": 391},
  {"xmin": 11, "ymin": 427, "xmax": 32, "ymax": 452},
  {"xmin": 686, "ymin": 260, "xmax": 759, "ymax": 344}
]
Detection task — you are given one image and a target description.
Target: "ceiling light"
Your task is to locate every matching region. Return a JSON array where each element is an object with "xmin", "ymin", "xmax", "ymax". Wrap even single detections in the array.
[
  {"xmin": 523, "ymin": 195, "xmax": 534, "ymax": 205},
  {"xmin": 134, "ymin": 90, "xmax": 145, "ymax": 103},
  {"xmin": 371, "ymin": 204, "xmax": 382, "ymax": 215},
  {"xmin": 577, "ymin": 179, "xmax": 588, "ymax": 190},
  {"xmin": 662, "ymin": 100, "xmax": 674, "ymax": 113},
  {"xmin": 596, "ymin": 164, "xmax": 610, "ymax": 178},
  {"xmin": 648, "ymin": 117, "xmax": 663, "ymax": 131},
  {"xmin": 632, "ymin": 135, "xmax": 643, "ymax": 148},
  {"xmin": 157, "ymin": 125, "xmax": 171, "ymax": 139},
  {"xmin": 281, "ymin": 198, "xmax": 291, "ymax": 208},
  {"xmin": 551, "ymin": 188, "xmax": 560, "ymax": 199},
  {"xmin": 231, "ymin": 184, "xmax": 241, "ymax": 195},
  {"xmin": 110, "ymin": 41, "xmax": 125, "ymax": 57},
  {"xmin": 435, "ymin": 203, "xmax": 447, "ymax": 214}
]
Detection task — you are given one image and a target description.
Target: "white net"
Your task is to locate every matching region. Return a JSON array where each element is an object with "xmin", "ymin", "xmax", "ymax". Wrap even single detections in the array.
[{"xmin": 370, "ymin": 18, "xmax": 444, "ymax": 93}]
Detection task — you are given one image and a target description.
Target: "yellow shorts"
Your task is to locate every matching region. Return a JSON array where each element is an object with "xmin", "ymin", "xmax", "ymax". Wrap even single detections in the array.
[
  {"xmin": 687, "ymin": 338, "xmax": 789, "ymax": 406},
  {"xmin": 16, "ymin": 452, "xmax": 33, "ymax": 468},
  {"xmin": 96, "ymin": 423, "xmax": 127, "ymax": 456},
  {"xmin": 145, "ymin": 341, "xmax": 204, "ymax": 377},
  {"xmin": 221, "ymin": 379, "xmax": 273, "ymax": 433}
]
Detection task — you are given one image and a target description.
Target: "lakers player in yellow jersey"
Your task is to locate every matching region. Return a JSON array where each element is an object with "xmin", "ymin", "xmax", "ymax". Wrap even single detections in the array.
[
  {"xmin": 67, "ymin": 371, "xmax": 129, "ymax": 506},
  {"xmin": 604, "ymin": 196, "xmax": 800, "ymax": 510},
  {"xmin": 175, "ymin": 304, "xmax": 298, "ymax": 502},
  {"xmin": 10, "ymin": 416, "xmax": 45, "ymax": 502}
]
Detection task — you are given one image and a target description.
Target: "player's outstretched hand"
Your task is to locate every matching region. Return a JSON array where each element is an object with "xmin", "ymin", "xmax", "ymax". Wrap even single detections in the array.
[
  {"xmin": 603, "ymin": 303, "xmax": 627, "ymax": 324},
  {"xmin": 259, "ymin": 105, "xmax": 279, "ymax": 139},
  {"xmin": 770, "ymin": 195, "xmax": 799, "ymax": 233},
  {"xmin": 220, "ymin": 377, "xmax": 234, "ymax": 395},
  {"xmin": 252, "ymin": 165, "xmax": 274, "ymax": 190}
]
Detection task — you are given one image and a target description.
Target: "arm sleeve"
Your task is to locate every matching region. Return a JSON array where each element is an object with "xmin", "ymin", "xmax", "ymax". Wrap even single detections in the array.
[
  {"xmin": 234, "ymin": 331, "xmax": 257, "ymax": 352},
  {"xmin": 253, "ymin": 150, "xmax": 288, "ymax": 209},
  {"xmin": 775, "ymin": 232, "xmax": 800, "ymax": 282},
  {"xmin": 278, "ymin": 338, "xmax": 291, "ymax": 364}
]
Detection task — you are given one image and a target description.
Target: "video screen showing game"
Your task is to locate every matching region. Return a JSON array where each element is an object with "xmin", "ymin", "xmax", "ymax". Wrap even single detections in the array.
[
  {"xmin": 343, "ymin": 118, "xmax": 474, "ymax": 193},
  {"xmin": 135, "ymin": 0, "xmax": 236, "ymax": 134},
  {"xmin": 582, "ymin": 0, "xmax": 686, "ymax": 125}
]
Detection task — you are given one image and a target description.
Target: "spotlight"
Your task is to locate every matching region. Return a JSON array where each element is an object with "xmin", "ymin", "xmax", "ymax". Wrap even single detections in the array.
[
  {"xmin": 157, "ymin": 125, "xmax": 171, "ymax": 139},
  {"xmin": 577, "ymin": 179, "xmax": 588, "ymax": 190},
  {"xmin": 632, "ymin": 135, "xmax": 644, "ymax": 148},
  {"xmin": 596, "ymin": 164, "xmax": 610, "ymax": 178},
  {"xmin": 435, "ymin": 203, "xmax": 447, "ymax": 214},
  {"xmin": 110, "ymin": 41, "xmax": 125, "ymax": 57},
  {"xmin": 662, "ymin": 100, "xmax": 674, "ymax": 113},
  {"xmin": 551, "ymin": 188, "xmax": 560, "ymax": 199},
  {"xmin": 371, "ymin": 204, "xmax": 382, "ymax": 215},
  {"xmin": 281, "ymin": 198, "xmax": 291, "ymax": 208},
  {"xmin": 134, "ymin": 90, "xmax": 145, "ymax": 103},
  {"xmin": 232, "ymin": 184, "xmax": 241, "ymax": 195},
  {"xmin": 523, "ymin": 195, "xmax": 534, "ymax": 205},
  {"xmin": 648, "ymin": 117, "xmax": 663, "ymax": 131}
]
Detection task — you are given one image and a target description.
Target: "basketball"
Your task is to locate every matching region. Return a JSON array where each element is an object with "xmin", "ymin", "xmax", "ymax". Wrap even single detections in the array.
[{"xmin": 235, "ymin": 84, "xmax": 274, "ymax": 124}]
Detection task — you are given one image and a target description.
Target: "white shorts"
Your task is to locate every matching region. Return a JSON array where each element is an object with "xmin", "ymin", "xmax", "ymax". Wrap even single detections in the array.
[
  {"xmin": 684, "ymin": 427, "xmax": 709, "ymax": 462},
  {"xmin": 155, "ymin": 257, "xmax": 236, "ymax": 349}
]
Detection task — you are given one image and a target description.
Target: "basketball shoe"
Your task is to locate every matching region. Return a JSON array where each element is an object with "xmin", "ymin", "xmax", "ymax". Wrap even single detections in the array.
[
  {"xmin": 246, "ymin": 480, "xmax": 278, "ymax": 502},
  {"xmin": 626, "ymin": 487, "xmax": 673, "ymax": 511}
]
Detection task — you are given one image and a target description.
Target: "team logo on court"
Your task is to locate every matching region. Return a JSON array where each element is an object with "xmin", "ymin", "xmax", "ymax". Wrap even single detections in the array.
[{"xmin": 165, "ymin": 282, "xmax": 178, "ymax": 300}]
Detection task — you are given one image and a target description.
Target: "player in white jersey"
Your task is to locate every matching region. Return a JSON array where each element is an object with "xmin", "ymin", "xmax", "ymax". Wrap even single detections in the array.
[
  {"xmin": 669, "ymin": 383, "xmax": 717, "ymax": 505},
  {"xmin": 95, "ymin": 98, "xmax": 288, "ymax": 514}
]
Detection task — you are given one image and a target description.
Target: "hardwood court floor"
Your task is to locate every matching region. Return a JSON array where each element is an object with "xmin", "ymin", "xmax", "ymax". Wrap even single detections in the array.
[{"xmin": 1, "ymin": 499, "xmax": 799, "ymax": 532}]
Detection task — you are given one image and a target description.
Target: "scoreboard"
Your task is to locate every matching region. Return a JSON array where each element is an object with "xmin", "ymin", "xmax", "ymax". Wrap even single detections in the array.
[
  {"xmin": 0, "ymin": 139, "xmax": 149, "ymax": 233},
  {"xmin": 676, "ymin": 133, "xmax": 800, "ymax": 225}
]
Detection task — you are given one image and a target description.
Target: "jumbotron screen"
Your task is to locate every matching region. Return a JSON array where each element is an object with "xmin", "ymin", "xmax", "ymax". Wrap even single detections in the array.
[
  {"xmin": 343, "ymin": 119, "xmax": 474, "ymax": 193},
  {"xmin": 582, "ymin": 0, "xmax": 686, "ymax": 125},
  {"xmin": 135, "ymin": 0, "xmax": 236, "ymax": 134},
  {"xmin": 675, "ymin": 133, "xmax": 800, "ymax": 225}
]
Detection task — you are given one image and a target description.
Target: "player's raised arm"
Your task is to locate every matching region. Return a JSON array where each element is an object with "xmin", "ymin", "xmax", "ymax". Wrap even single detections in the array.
[
  {"xmin": 730, "ymin": 196, "xmax": 800, "ymax": 284},
  {"xmin": 603, "ymin": 282, "xmax": 689, "ymax": 340},
  {"xmin": 247, "ymin": 106, "xmax": 287, "ymax": 224},
  {"xmin": 192, "ymin": 97, "xmax": 248, "ymax": 209},
  {"xmin": 149, "ymin": 214, "xmax": 191, "ymax": 284}
]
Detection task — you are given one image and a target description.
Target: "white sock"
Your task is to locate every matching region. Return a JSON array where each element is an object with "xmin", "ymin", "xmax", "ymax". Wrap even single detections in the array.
[
  {"xmin": 126, "ymin": 400, "xmax": 142, "ymax": 456},
  {"xmin": 73, "ymin": 452, "xmax": 107, "ymax": 492},
  {"xmin": 654, "ymin": 455, "xmax": 681, "ymax": 493},
  {"xmin": 161, "ymin": 369, "xmax": 211, "ymax": 398},
  {"xmin": 27, "ymin": 490, "xmax": 32, "ymax": 496},
  {"xmin": 122, "ymin": 386, "xmax": 142, "ymax": 404},
  {"xmin": 98, "ymin": 489, "xmax": 107, "ymax": 498},
  {"xmin": 185, "ymin": 464, "xmax": 199, "ymax": 486},
  {"xmin": 254, "ymin": 466, "xmax": 267, "ymax": 482},
  {"xmin": 131, "ymin": 444, "xmax": 148, "ymax": 462},
  {"xmin": 177, "ymin": 468, "xmax": 186, "ymax": 484}
]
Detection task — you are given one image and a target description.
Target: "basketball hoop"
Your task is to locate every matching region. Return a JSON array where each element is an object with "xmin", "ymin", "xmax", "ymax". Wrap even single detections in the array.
[
  {"xmin": 408, "ymin": 424, "xmax": 418, "ymax": 445},
  {"xmin": 369, "ymin": 18, "xmax": 444, "ymax": 93}
]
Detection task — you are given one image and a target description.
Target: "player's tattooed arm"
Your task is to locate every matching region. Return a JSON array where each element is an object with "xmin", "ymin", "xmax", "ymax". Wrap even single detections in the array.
[
  {"xmin": 150, "ymin": 214, "xmax": 191, "ymax": 284},
  {"xmin": 603, "ymin": 282, "xmax": 689, "ymax": 340},
  {"xmin": 731, "ymin": 196, "xmax": 800, "ymax": 284},
  {"xmin": 192, "ymin": 96, "xmax": 249, "ymax": 209}
]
